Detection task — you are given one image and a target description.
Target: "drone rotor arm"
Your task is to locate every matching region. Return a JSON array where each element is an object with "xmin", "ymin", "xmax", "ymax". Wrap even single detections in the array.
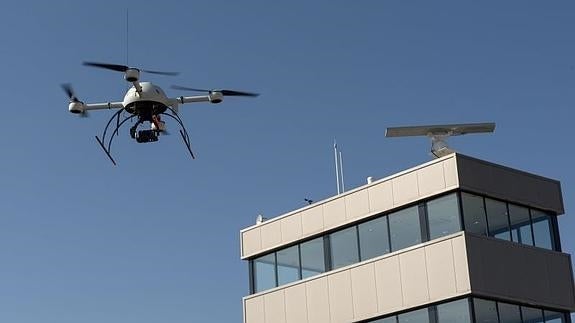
[
  {"xmin": 84, "ymin": 101, "xmax": 124, "ymax": 111},
  {"xmin": 171, "ymin": 95, "xmax": 213, "ymax": 105}
]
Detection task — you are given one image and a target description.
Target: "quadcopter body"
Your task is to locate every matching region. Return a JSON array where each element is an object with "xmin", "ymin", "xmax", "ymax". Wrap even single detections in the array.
[{"xmin": 64, "ymin": 62, "xmax": 258, "ymax": 165}]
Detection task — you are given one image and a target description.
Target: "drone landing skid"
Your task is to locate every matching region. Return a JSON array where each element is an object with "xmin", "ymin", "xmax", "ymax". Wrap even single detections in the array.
[{"xmin": 94, "ymin": 107, "xmax": 195, "ymax": 165}]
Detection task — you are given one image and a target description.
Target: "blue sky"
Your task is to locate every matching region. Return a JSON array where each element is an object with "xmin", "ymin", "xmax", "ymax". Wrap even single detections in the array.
[{"xmin": 0, "ymin": 1, "xmax": 574, "ymax": 322}]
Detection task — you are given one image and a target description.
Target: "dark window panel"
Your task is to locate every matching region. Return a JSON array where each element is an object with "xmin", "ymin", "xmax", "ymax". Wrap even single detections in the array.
[
  {"xmin": 427, "ymin": 193, "xmax": 461, "ymax": 240},
  {"xmin": 498, "ymin": 302, "xmax": 522, "ymax": 323},
  {"xmin": 277, "ymin": 245, "xmax": 300, "ymax": 285},
  {"xmin": 522, "ymin": 306, "xmax": 545, "ymax": 323},
  {"xmin": 398, "ymin": 307, "xmax": 430, "ymax": 323},
  {"xmin": 544, "ymin": 310, "xmax": 567, "ymax": 323},
  {"xmin": 389, "ymin": 206, "xmax": 422, "ymax": 251},
  {"xmin": 370, "ymin": 317, "xmax": 397, "ymax": 323},
  {"xmin": 330, "ymin": 226, "xmax": 359, "ymax": 270},
  {"xmin": 461, "ymin": 193, "xmax": 488, "ymax": 235},
  {"xmin": 253, "ymin": 253, "xmax": 276, "ymax": 292},
  {"xmin": 508, "ymin": 203, "xmax": 534, "ymax": 246},
  {"xmin": 436, "ymin": 298, "xmax": 472, "ymax": 323},
  {"xmin": 300, "ymin": 237, "xmax": 326, "ymax": 279},
  {"xmin": 485, "ymin": 198, "xmax": 511, "ymax": 240},
  {"xmin": 359, "ymin": 216, "xmax": 390, "ymax": 261},
  {"xmin": 531, "ymin": 210, "xmax": 555, "ymax": 250},
  {"xmin": 473, "ymin": 298, "xmax": 498, "ymax": 323}
]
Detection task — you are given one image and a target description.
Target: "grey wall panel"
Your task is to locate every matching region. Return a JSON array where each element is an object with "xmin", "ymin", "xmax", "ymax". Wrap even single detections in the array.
[
  {"xmin": 466, "ymin": 234, "xmax": 575, "ymax": 311},
  {"xmin": 425, "ymin": 239, "xmax": 458, "ymax": 300},
  {"xmin": 399, "ymin": 248, "xmax": 430, "ymax": 307},
  {"xmin": 456, "ymin": 154, "xmax": 564, "ymax": 214},
  {"xmin": 244, "ymin": 296, "xmax": 265, "ymax": 323}
]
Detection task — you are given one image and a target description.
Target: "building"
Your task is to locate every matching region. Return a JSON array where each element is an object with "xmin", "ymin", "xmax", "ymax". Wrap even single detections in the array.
[{"xmin": 240, "ymin": 153, "xmax": 575, "ymax": 323}]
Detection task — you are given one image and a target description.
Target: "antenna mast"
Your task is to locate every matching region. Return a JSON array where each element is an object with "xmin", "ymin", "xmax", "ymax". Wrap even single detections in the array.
[{"xmin": 333, "ymin": 140, "xmax": 346, "ymax": 194}]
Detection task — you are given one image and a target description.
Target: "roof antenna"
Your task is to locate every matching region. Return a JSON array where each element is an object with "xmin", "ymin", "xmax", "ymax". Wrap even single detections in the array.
[
  {"xmin": 385, "ymin": 122, "xmax": 496, "ymax": 158},
  {"xmin": 333, "ymin": 140, "xmax": 346, "ymax": 194}
]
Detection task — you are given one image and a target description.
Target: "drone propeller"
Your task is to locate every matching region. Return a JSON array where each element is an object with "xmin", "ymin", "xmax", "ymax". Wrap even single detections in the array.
[
  {"xmin": 171, "ymin": 85, "xmax": 259, "ymax": 97},
  {"xmin": 83, "ymin": 61, "xmax": 179, "ymax": 76},
  {"xmin": 61, "ymin": 83, "xmax": 89, "ymax": 117},
  {"xmin": 61, "ymin": 83, "xmax": 79, "ymax": 102}
]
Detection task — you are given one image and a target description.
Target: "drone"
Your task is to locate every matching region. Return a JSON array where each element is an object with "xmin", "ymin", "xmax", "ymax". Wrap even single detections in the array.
[{"xmin": 63, "ymin": 62, "xmax": 258, "ymax": 165}]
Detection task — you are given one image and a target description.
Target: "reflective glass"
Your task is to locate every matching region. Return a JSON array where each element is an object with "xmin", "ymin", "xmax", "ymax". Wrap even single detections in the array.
[
  {"xmin": 359, "ymin": 216, "xmax": 390, "ymax": 260},
  {"xmin": 253, "ymin": 253, "xmax": 276, "ymax": 292},
  {"xmin": 277, "ymin": 245, "xmax": 300, "ymax": 285},
  {"xmin": 398, "ymin": 308, "xmax": 430, "ymax": 323},
  {"xmin": 436, "ymin": 298, "xmax": 471, "ymax": 323},
  {"xmin": 300, "ymin": 237, "xmax": 326, "ymax": 279},
  {"xmin": 427, "ymin": 193, "xmax": 461, "ymax": 240},
  {"xmin": 462, "ymin": 193, "xmax": 488, "ymax": 235},
  {"xmin": 544, "ymin": 310, "xmax": 566, "ymax": 323},
  {"xmin": 531, "ymin": 210, "xmax": 555, "ymax": 250},
  {"xmin": 389, "ymin": 206, "xmax": 422, "ymax": 251},
  {"xmin": 498, "ymin": 302, "xmax": 521, "ymax": 323},
  {"xmin": 473, "ymin": 298, "xmax": 498, "ymax": 323},
  {"xmin": 370, "ymin": 317, "xmax": 397, "ymax": 323},
  {"xmin": 522, "ymin": 306, "xmax": 545, "ymax": 323},
  {"xmin": 485, "ymin": 198, "xmax": 511, "ymax": 240},
  {"xmin": 330, "ymin": 226, "xmax": 359, "ymax": 269},
  {"xmin": 508, "ymin": 204, "xmax": 533, "ymax": 245}
]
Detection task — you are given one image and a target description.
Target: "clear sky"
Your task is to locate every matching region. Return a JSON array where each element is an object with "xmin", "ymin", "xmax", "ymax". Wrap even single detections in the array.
[{"xmin": 0, "ymin": 1, "xmax": 574, "ymax": 322}]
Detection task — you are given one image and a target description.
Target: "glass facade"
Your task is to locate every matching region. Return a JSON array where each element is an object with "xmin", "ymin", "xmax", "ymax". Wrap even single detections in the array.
[
  {"xmin": 250, "ymin": 191, "xmax": 560, "ymax": 294},
  {"xmin": 366, "ymin": 297, "xmax": 568, "ymax": 323}
]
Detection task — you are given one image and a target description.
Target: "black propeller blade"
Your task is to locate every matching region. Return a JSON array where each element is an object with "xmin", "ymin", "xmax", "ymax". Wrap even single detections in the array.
[
  {"xmin": 61, "ymin": 83, "xmax": 88, "ymax": 117},
  {"xmin": 83, "ymin": 61, "xmax": 179, "ymax": 76},
  {"xmin": 61, "ymin": 83, "xmax": 79, "ymax": 102},
  {"xmin": 171, "ymin": 85, "xmax": 259, "ymax": 97}
]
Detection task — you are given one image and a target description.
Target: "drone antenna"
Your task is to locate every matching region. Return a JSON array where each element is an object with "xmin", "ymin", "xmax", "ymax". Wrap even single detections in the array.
[
  {"xmin": 126, "ymin": 8, "xmax": 129, "ymax": 67},
  {"xmin": 385, "ymin": 122, "xmax": 496, "ymax": 158}
]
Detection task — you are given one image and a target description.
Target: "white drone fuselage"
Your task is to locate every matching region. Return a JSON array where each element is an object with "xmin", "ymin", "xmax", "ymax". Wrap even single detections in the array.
[{"xmin": 68, "ymin": 79, "xmax": 223, "ymax": 116}]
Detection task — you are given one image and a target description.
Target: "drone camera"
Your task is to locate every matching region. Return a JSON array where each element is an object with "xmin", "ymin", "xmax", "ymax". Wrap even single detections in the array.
[
  {"xmin": 135, "ymin": 130, "xmax": 158, "ymax": 143},
  {"xmin": 68, "ymin": 101, "xmax": 85, "ymax": 114}
]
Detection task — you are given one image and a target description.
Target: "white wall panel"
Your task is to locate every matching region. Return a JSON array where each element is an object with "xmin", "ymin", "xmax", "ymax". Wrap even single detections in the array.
[{"xmin": 351, "ymin": 263, "xmax": 378, "ymax": 320}]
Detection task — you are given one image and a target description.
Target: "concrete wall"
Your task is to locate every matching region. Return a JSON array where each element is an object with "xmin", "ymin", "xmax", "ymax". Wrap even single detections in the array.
[
  {"xmin": 243, "ymin": 233, "xmax": 575, "ymax": 323},
  {"xmin": 243, "ymin": 233, "xmax": 471, "ymax": 323},
  {"xmin": 456, "ymin": 155, "xmax": 564, "ymax": 214},
  {"xmin": 241, "ymin": 153, "xmax": 565, "ymax": 260},
  {"xmin": 241, "ymin": 155, "xmax": 459, "ymax": 259},
  {"xmin": 466, "ymin": 234, "xmax": 575, "ymax": 311}
]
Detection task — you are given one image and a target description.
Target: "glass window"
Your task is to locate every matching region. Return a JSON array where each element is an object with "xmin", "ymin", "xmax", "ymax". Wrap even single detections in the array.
[
  {"xmin": 462, "ymin": 193, "xmax": 488, "ymax": 235},
  {"xmin": 253, "ymin": 253, "xmax": 276, "ymax": 292},
  {"xmin": 473, "ymin": 298, "xmax": 498, "ymax": 323},
  {"xmin": 531, "ymin": 210, "xmax": 555, "ymax": 250},
  {"xmin": 370, "ymin": 317, "xmax": 397, "ymax": 323},
  {"xmin": 522, "ymin": 306, "xmax": 545, "ymax": 323},
  {"xmin": 359, "ymin": 216, "xmax": 390, "ymax": 260},
  {"xmin": 436, "ymin": 298, "xmax": 472, "ymax": 323},
  {"xmin": 300, "ymin": 237, "xmax": 326, "ymax": 279},
  {"xmin": 544, "ymin": 310, "xmax": 566, "ymax": 323},
  {"xmin": 508, "ymin": 204, "xmax": 533, "ymax": 246},
  {"xmin": 389, "ymin": 206, "xmax": 422, "ymax": 251},
  {"xmin": 427, "ymin": 193, "xmax": 461, "ymax": 240},
  {"xmin": 485, "ymin": 198, "xmax": 511, "ymax": 240},
  {"xmin": 330, "ymin": 226, "xmax": 359, "ymax": 269},
  {"xmin": 276, "ymin": 245, "xmax": 300, "ymax": 285},
  {"xmin": 398, "ymin": 308, "xmax": 430, "ymax": 323},
  {"xmin": 498, "ymin": 302, "xmax": 522, "ymax": 323}
]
